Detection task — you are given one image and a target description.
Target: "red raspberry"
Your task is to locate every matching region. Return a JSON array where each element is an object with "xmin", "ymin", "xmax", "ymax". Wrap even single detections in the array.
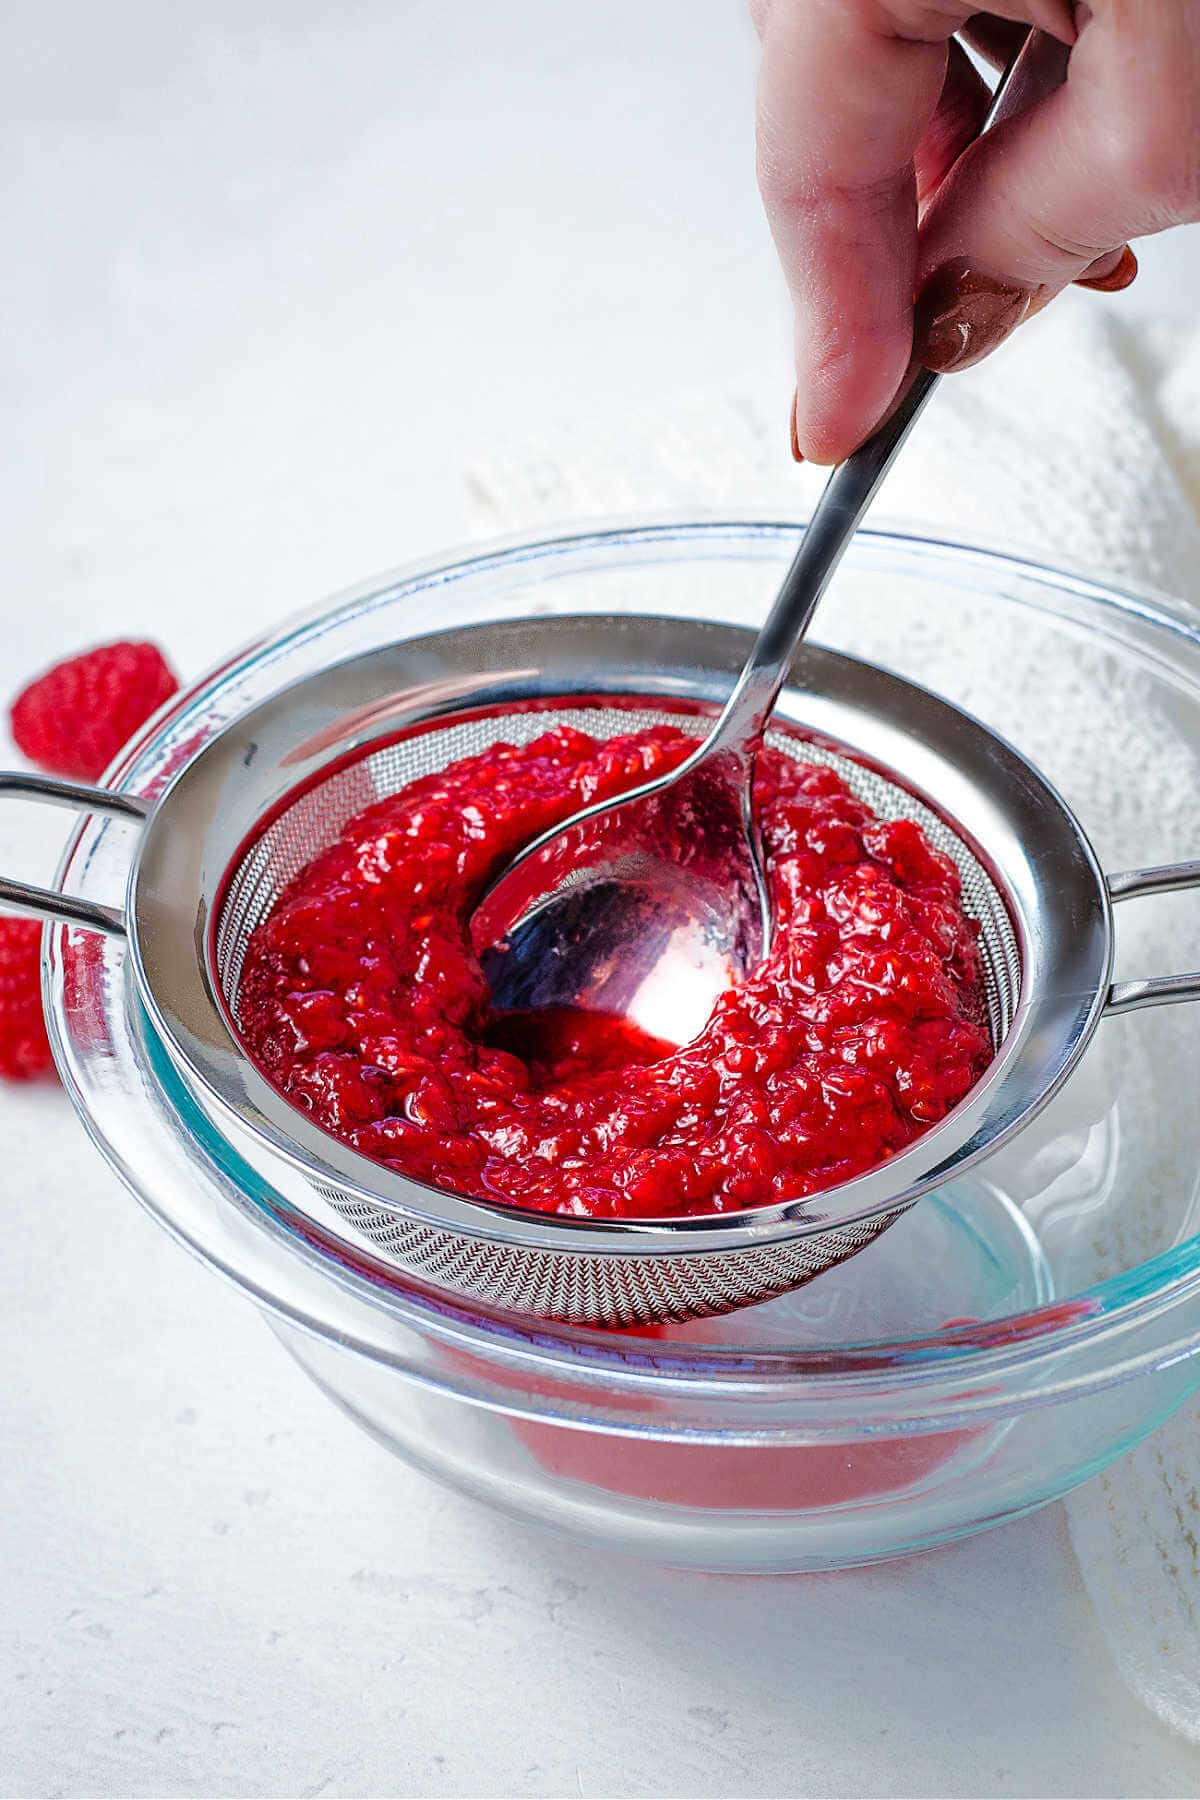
[
  {"xmin": 0, "ymin": 917, "xmax": 54, "ymax": 1080},
  {"xmin": 11, "ymin": 641, "xmax": 178, "ymax": 782}
]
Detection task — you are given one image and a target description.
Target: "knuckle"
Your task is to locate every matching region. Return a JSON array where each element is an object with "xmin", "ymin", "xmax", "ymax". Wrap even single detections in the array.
[
  {"xmin": 875, "ymin": 2, "xmax": 968, "ymax": 41},
  {"xmin": 1022, "ymin": 212, "xmax": 1109, "ymax": 267},
  {"xmin": 756, "ymin": 135, "xmax": 909, "ymax": 223}
]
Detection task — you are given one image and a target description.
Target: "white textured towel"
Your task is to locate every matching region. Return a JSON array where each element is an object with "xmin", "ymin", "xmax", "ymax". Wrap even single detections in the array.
[{"xmin": 465, "ymin": 295, "xmax": 1200, "ymax": 1744}]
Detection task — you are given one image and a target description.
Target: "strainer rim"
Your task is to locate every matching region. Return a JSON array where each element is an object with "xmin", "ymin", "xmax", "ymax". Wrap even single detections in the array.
[{"xmin": 125, "ymin": 615, "xmax": 1111, "ymax": 1255}]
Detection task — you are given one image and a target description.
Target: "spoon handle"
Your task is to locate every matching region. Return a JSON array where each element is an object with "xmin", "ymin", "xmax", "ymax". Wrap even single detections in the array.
[
  {"xmin": 708, "ymin": 366, "xmax": 941, "ymax": 759},
  {"xmin": 700, "ymin": 25, "xmax": 1070, "ymax": 768}
]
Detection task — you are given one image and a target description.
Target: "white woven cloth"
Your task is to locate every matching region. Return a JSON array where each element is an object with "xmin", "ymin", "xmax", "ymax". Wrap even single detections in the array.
[{"xmin": 465, "ymin": 293, "xmax": 1200, "ymax": 1744}]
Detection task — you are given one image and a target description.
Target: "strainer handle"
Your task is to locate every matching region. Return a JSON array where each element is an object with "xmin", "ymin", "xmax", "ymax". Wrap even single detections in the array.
[
  {"xmin": 1106, "ymin": 861, "xmax": 1200, "ymax": 1014},
  {"xmin": 0, "ymin": 772, "xmax": 148, "ymax": 938}
]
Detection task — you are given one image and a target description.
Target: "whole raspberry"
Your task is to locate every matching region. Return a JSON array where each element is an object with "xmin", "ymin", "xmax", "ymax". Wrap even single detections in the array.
[
  {"xmin": 0, "ymin": 917, "xmax": 54, "ymax": 1080},
  {"xmin": 11, "ymin": 641, "xmax": 178, "ymax": 782}
]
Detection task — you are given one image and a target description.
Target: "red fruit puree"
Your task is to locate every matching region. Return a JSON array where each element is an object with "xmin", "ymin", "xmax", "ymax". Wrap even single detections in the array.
[{"xmin": 238, "ymin": 725, "xmax": 992, "ymax": 1218}]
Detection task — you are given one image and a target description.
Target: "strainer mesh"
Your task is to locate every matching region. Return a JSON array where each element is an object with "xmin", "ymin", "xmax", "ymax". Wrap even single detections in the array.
[{"xmin": 213, "ymin": 702, "xmax": 1022, "ymax": 1325}]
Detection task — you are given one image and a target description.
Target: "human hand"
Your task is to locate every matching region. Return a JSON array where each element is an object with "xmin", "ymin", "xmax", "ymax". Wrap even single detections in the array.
[{"xmin": 753, "ymin": 2, "xmax": 1200, "ymax": 463}]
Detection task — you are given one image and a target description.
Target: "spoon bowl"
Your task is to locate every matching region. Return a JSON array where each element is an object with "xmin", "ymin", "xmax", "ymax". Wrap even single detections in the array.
[{"xmin": 475, "ymin": 742, "xmax": 766, "ymax": 1047}]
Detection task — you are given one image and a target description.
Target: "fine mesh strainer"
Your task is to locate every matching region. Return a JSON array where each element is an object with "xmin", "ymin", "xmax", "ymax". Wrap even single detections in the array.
[{"xmin": 5, "ymin": 612, "xmax": 1200, "ymax": 1326}]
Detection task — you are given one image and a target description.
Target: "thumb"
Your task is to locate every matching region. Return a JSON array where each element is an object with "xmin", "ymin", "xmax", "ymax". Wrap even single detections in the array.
[{"xmin": 912, "ymin": 12, "xmax": 1198, "ymax": 371}]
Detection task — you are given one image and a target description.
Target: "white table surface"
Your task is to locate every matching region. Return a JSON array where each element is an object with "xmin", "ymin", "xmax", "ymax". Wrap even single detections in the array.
[{"xmin": 4, "ymin": 5, "xmax": 1200, "ymax": 1796}]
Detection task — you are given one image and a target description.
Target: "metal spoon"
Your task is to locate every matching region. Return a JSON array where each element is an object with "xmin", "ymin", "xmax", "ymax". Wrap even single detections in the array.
[
  {"xmin": 474, "ymin": 378, "xmax": 939, "ymax": 1049},
  {"xmin": 476, "ymin": 30, "xmax": 1066, "ymax": 1051}
]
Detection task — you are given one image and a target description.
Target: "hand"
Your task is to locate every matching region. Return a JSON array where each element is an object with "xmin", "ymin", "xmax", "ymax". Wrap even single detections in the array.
[{"xmin": 753, "ymin": 1, "xmax": 1200, "ymax": 463}]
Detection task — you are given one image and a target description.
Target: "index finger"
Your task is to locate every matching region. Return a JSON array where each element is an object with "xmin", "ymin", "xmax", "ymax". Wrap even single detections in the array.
[{"xmin": 756, "ymin": 0, "xmax": 948, "ymax": 462}]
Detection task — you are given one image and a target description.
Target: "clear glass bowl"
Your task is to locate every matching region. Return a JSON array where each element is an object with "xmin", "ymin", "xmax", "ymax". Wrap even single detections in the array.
[{"xmin": 46, "ymin": 519, "xmax": 1200, "ymax": 1571}]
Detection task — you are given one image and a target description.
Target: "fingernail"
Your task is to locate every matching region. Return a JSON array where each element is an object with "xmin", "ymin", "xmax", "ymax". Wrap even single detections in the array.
[
  {"xmin": 789, "ymin": 392, "xmax": 804, "ymax": 463},
  {"xmin": 913, "ymin": 257, "xmax": 1034, "ymax": 374},
  {"xmin": 1076, "ymin": 244, "xmax": 1138, "ymax": 292}
]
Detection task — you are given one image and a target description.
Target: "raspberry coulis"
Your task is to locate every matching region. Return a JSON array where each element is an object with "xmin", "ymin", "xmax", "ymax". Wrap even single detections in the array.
[{"xmin": 237, "ymin": 724, "xmax": 992, "ymax": 1218}]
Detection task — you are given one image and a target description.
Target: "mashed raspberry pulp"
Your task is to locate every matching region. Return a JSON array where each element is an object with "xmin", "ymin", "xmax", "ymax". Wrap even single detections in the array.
[{"xmin": 237, "ymin": 724, "xmax": 992, "ymax": 1218}]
